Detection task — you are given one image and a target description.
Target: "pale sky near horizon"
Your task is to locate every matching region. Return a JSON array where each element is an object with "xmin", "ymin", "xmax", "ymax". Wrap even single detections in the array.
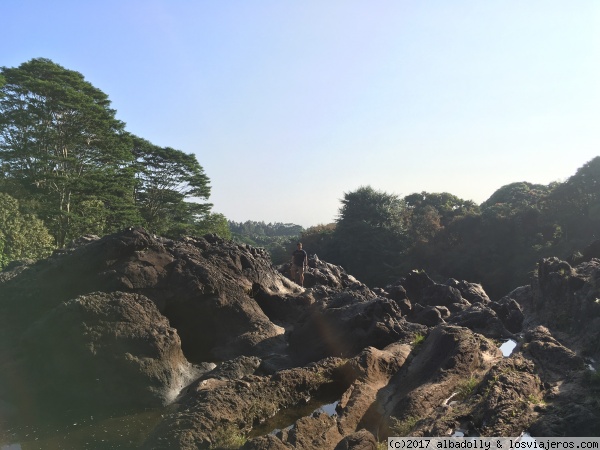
[{"xmin": 4, "ymin": 1, "xmax": 600, "ymax": 227}]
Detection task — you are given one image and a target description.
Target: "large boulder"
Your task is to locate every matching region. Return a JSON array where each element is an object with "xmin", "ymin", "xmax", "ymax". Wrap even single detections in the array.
[
  {"xmin": 0, "ymin": 228, "xmax": 299, "ymax": 363},
  {"xmin": 288, "ymin": 291, "xmax": 425, "ymax": 364},
  {"xmin": 365, "ymin": 325, "xmax": 502, "ymax": 438},
  {"xmin": 18, "ymin": 291, "xmax": 201, "ymax": 416}
]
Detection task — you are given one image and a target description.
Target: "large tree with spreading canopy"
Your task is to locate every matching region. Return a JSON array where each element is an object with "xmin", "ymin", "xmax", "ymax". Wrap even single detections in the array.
[{"xmin": 0, "ymin": 58, "xmax": 140, "ymax": 246}]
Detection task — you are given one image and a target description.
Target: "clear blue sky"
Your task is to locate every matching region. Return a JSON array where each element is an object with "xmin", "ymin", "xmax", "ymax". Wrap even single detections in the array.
[{"xmin": 4, "ymin": 1, "xmax": 600, "ymax": 227}]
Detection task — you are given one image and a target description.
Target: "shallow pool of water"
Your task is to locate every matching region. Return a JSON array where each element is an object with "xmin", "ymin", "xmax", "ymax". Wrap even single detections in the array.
[
  {"xmin": 248, "ymin": 396, "xmax": 340, "ymax": 438},
  {"xmin": 500, "ymin": 339, "xmax": 517, "ymax": 357},
  {"xmin": 0, "ymin": 408, "xmax": 165, "ymax": 450}
]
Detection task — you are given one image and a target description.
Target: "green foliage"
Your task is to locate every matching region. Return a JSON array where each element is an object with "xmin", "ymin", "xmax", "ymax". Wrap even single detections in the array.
[
  {"xmin": 209, "ymin": 423, "xmax": 246, "ymax": 449},
  {"xmin": 412, "ymin": 333, "xmax": 425, "ymax": 347},
  {"xmin": 132, "ymin": 135, "xmax": 212, "ymax": 237},
  {"xmin": 0, "ymin": 58, "xmax": 225, "ymax": 248},
  {"xmin": 480, "ymin": 182, "xmax": 550, "ymax": 211},
  {"xmin": 0, "ymin": 193, "xmax": 54, "ymax": 268},
  {"xmin": 584, "ymin": 369, "xmax": 600, "ymax": 386},
  {"xmin": 525, "ymin": 394, "xmax": 546, "ymax": 405},
  {"xmin": 333, "ymin": 186, "xmax": 409, "ymax": 286},
  {"xmin": 455, "ymin": 376, "xmax": 479, "ymax": 401},
  {"xmin": 298, "ymin": 223, "xmax": 337, "ymax": 261},
  {"xmin": 0, "ymin": 58, "xmax": 141, "ymax": 246},
  {"xmin": 389, "ymin": 415, "xmax": 419, "ymax": 436},
  {"xmin": 229, "ymin": 220, "xmax": 303, "ymax": 264},
  {"xmin": 196, "ymin": 212, "xmax": 232, "ymax": 239}
]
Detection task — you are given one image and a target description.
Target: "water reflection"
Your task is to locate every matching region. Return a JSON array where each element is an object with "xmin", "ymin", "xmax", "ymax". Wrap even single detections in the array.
[
  {"xmin": 249, "ymin": 396, "xmax": 340, "ymax": 438},
  {"xmin": 499, "ymin": 339, "xmax": 517, "ymax": 357}
]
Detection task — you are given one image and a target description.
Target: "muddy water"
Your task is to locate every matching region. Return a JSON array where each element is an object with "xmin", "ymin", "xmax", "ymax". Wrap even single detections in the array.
[{"xmin": 0, "ymin": 408, "xmax": 166, "ymax": 450}]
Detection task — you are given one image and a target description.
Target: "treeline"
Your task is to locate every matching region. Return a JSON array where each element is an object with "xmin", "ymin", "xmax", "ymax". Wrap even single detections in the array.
[
  {"xmin": 229, "ymin": 220, "xmax": 303, "ymax": 263},
  {"xmin": 0, "ymin": 58, "xmax": 229, "ymax": 268},
  {"xmin": 300, "ymin": 157, "xmax": 600, "ymax": 299}
]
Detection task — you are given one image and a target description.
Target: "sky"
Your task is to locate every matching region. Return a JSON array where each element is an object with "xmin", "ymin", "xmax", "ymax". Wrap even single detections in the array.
[{"xmin": 4, "ymin": 1, "xmax": 600, "ymax": 227}]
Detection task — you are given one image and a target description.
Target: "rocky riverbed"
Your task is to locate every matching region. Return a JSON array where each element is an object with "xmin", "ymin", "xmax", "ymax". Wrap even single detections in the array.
[{"xmin": 0, "ymin": 228, "xmax": 598, "ymax": 449}]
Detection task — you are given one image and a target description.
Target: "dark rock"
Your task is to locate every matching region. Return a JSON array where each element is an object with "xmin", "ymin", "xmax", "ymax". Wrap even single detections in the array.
[
  {"xmin": 421, "ymin": 284, "xmax": 468, "ymax": 308},
  {"xmin": 387, "ymin": 284, "xmax": 408, "ymax": 302},
  {"xmin": 19, "ymin": 291, "xmax": 200, "ymax": 415},
  {"xmin": 383, "ymin": 284, "xmax": 412, "ymax": 315},
  {"xmin": 333, "ymin": 429, "xmax": 377, "ymax": 450},
  {"xmin": 400, "ymin": 270, "xmax": 435, "ymax": 303},
  {"xmin": 0, "ymin": 228, "xmax": 297, "ymax": 364},
  {"xmin": 411, "ymin": 306, "xmax": 445, "ymax": 327},
  {"xmin": 288, "ymin": 296, "xmax": 425, "ymax": 364},
  {"xmin": 489, "ymin": 297, "xmax": 524, "ymax": 333},
  {"xmin": 445, "ymin": 278, "xmax": 491, "ymax": 304},
  {"xmin": 242, "ymin": 434, "xmax": 290, "ymax": 450},
  {"xmin": 337, "ymin": 344, "xmax": 412, "ymax": 436},
  {"xmin": 471, "ymin": 356, "xmax": 543, "ymax": 436},
  {"xmin": 448, "ymin": 304, "xmax": 513, "ymax": 339},
  {"xmin": 523, "ymin": 326, "xmax": 585, "ymax": 381},
  {"xmin": 279, "ymin": 255, "xmax": 365, "ymax": 290},
  {"xmin": 200, "ymin": 356, "xmax": 262, "ymax": 381}
]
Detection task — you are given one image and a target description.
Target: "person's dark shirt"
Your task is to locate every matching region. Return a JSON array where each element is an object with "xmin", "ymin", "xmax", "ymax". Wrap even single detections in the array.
[{"xmin": 292, "ymin": 249, "xmax": 307, "ymax": 266}]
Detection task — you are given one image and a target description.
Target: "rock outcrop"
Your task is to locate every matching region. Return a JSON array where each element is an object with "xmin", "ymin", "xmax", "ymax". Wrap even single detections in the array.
[
  {"xmin": 20, "ymin": 291, "xmax": 201, "ymax": 413},
  {"xmin": 0, "ymin": 228, "xmax": 598, "ymax": 448}
]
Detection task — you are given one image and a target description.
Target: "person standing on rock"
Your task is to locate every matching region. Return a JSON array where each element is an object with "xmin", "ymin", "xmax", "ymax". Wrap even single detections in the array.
[{"xmin": 291, "ymin": 242, "xmax": 308, "ymax": 287}]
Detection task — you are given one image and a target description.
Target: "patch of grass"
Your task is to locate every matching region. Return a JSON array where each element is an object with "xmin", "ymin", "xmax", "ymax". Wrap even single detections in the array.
[
  {"xmin": 455, "ymin": 376, "xmax": 479, "ymax": 401},
  {"xmin": 210, "ymin": 423, "xmax": 247, "ymax": 449},
  {"xmin": 412, "ymin": 333, "xmax": 425, "ymax": 347},
  {"xmin": 390, "ymin": 415, "xmax": 420, "ymax": 437},
  {"xmin": 526, "ymin": 394, "xmax": 546, "ymax": 405},
  {"xmin": 482, "ymin": 374, "xmax": 499, "ymax": 398}
]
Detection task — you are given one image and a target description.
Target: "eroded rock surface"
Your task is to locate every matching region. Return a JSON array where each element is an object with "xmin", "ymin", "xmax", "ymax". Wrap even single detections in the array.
[
  {"xmin": 0, "ymin": 228, "xmax": 599, "ymax": 448},
  {"xmin": 19, "ymin": 291, "xmax": 201, "ymax": 414}
]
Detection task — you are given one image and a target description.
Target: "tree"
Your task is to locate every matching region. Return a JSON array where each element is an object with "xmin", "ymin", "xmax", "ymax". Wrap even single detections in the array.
[
  {"xmin": 404, "ymin": 192, "xmax": 479, "ymax": 244},
  {"xmin": 0, "ymin": 193, "xmax": 54, "ymax": 268},
  {"xmin": 0, "ymin": 58, "xmax": 140, "ymax": 246},
  {"xmin": 333, "ymin": 186, "xmax": 409, "ymax": 286},
  {"xmin": 405, "ymin": 192, "xmax": 479, "ymax": 225},
  {"xmin": 299, "ymin": 223, "xmax": 336, "ymax": 261},
  {"xmin": 195, "ymin": 212, "xmax": 231, "ymax": 239},
  {"xmin": 544, "ymin": 157, "xmax": 600, "ymax": 243},
  {"xmin": 480, "ymin": 182, "xmax": 550, "ymax": 212},
  {"xmin": 131, "ymin": 135, "xmax": 212, "ymax": 237}
]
